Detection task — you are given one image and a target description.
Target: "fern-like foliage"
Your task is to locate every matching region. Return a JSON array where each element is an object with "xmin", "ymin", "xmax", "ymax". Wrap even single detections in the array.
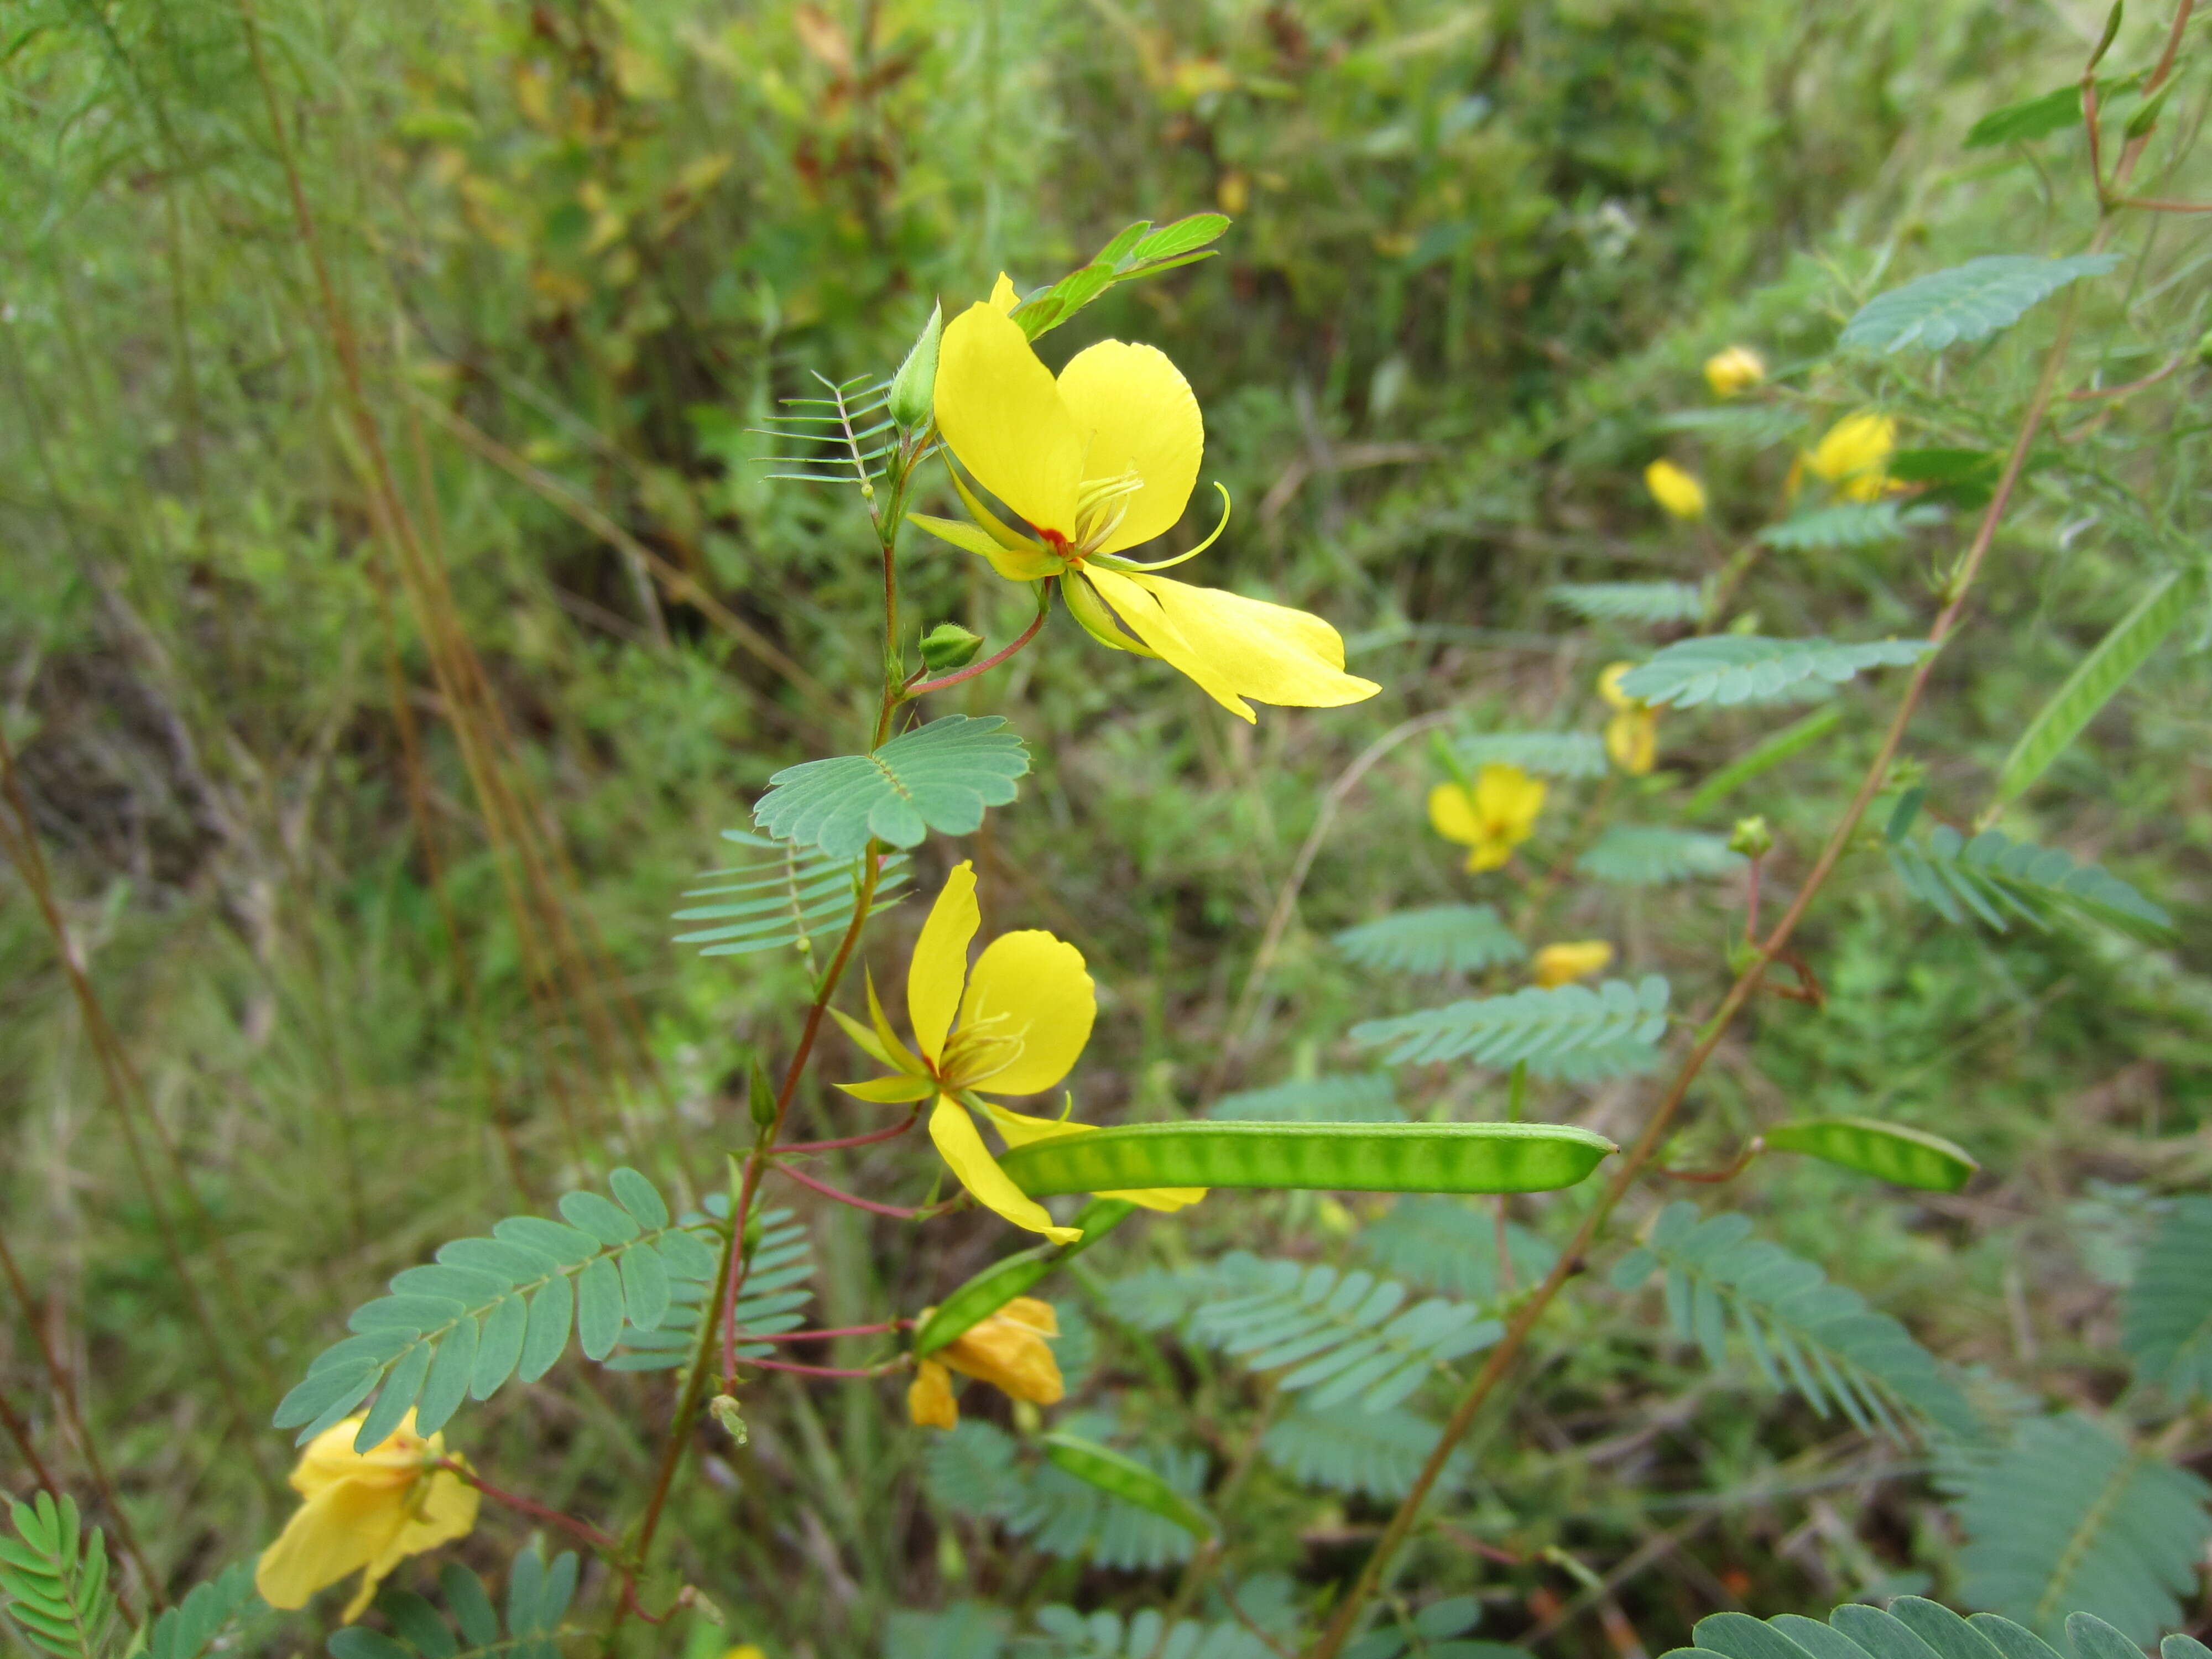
[
  {"xmin": 885, "ymin": 1601, "xmax": 1013, "ymax": 1659},
  {"xmin": 1024, "ymin": 1604, "xmax": 1276, "ymax": 1659},
  {"xmin": 1662, "ymin": 1596, "xmax": 2209, "ymax": 1659},
  {"xmin": 274, "ymin": 1169, "xmax": 724, "ymax": 1449},
  {"xmin": 1261, "ymin": 1404, "xmax": 1469, "ymax": 1501},
  {"xmin": 924, "ymin": 1418, "xmax": 1201, "ymax": 1571},
  {"xmin": 1452, "ymin": 732, "xmax": 1610, "ymax": 779},
  {"xmin": 146, "ymin": 1564, "xmax": 259, "ymax": 1659},
  {"xmin": 2122, "ymin": 1196, "xmax": 2212, "ymax": 1401},
  {"xmin": 1134, "ymin": 1253, "xmax": 1501, "ymax": 1412},
  {"xmin": 1838, "ymin": 253, "xmax": 2120, "ymax": 353},
  {"xmin": 1758, "ymin": 502, "xmax": 1908, "ymax": 550},
  {"xmin": 1548, "ymin": 582, "xmax": 1707, "ymax": 625},
  {"xmin": 327, "ymin": 1551, "xmax": 578, "ymax": 1659},
  {"xmin": 1611, "ymin": 1203, "xmax": 1978, "ymax": 1441},
  {"xmin": 609, "ymin": 1204, "xmax": 813, "ymax": 1371},
  {"xmin": 1580, "ymin": 827, "xmax": 1744, "ymax": 886},
  {"xmin": 1206, "ymin": 1073, "xmax": 1405, "ymax": 1123},
  {"xmin": 1333, "ymin": 1593, "xmax": 1489, "ymax": 1659},
  {"xmin": 1884, "ymin": 810, "xmax": 2173, "ymax": 945},
  {"xmin": 1949, "ymin": 1413, "xmax": 2211, "ymax": 1643},
  {"xmin": 1332, "ymin": 904, "xmax": 1526, "ymax": 975},
  {"xmin": 0, "ymin": 1496, "xmax": 114, "ymax": 1659},
  {"xmin": 1355, "ymin": 1196, "xmax": 1557, "ymax": 1304},
  {"xmin": 1615, "ymin": 637, "xmax": 1934, "ymax": 708},
  {"xmin": 752, "ymin": 373, "xmax": 892, "ymax": 487},
  {"xmin": 1349, "ymin": 975, "xmax": 1670, "ymax": 1078},
  {"xmin": 672, "ymin": 832, "xmax": 911, "ymax": 958}
]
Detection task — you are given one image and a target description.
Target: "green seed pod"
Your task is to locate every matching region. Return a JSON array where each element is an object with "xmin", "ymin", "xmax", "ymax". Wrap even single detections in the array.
[
  {"xmin": 919, "ymin": 623, "xmax": 984, "ymax": 673},
  {"xmin": 1043, "ymin": 1434, "xmax": 1215, "ymax": 1540},
  {"xmin": 1763, "ymin": 1117, "xmax": 1979, "ymax": 1193},
  {"xmin": 912, "ymin": 1200, "xmax": 1136, "ymax": 1356}
]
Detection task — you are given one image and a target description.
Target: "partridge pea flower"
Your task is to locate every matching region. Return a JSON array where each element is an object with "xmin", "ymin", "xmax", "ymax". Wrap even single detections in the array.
[
  {"xmin": 1428, "ymin": 764, "xmax": 1545, "ymax": 873},
  {"xmin": 1599, "ymin": 662, "xmax": 1661, "ymax": 776},
  {"xmin": 1703, "ymin": 346, "xmax": 1766, "ymax": 397},
  {"xmin": 833, "ymin": 863, "xmax": 1202, "ymax": 1243},
  {"xmin": 1804, "ymin": 411, "xmax": 1896, "ymax": 502},
  {"xmin": 1644, "ymin": 460, "xmax": 1707, "ymax": 521},
  {"xmin": 1533, "ymin": 940, "xmax": 1615, "ymax": 988},
  {"xmin": 910, "ymin": 293, "xmax": 1379, "ymax": 722},
  {"xmin": 255, "ymin": 1412, "xmax": 479, "ymax": 1623},
  {"xmin": 907, "ymin": 1297, "xmax": 1064, "ymax": 1431}
]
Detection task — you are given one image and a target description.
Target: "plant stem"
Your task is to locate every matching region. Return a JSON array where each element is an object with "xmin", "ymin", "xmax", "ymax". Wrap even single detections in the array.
[
  {"xmin": 903, "ymin": 585, "xmax": 1055, "ymax": 697},
  {"xmin": 441, "ymin": 1460, "xmax": 624, "ymax": 1558},
  {"xmin": 1305, "ymin": 191, "xmax": 2092, "ymax": 1659},
  {"xmin": 769, "ymin": 1157, "xmax": 936, "ymax": 1219}
]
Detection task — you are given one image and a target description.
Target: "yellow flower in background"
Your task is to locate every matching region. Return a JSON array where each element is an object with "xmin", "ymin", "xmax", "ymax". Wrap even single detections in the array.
[
  {"xmin": 1599, "ymin": 662, "xmax": 1661, "ymax": 776},
  {"xmin": 720, "ymin": 1648, "xmax": 768, "ymax": 1659},
  {"xmin": 1644, "ymin": 460, "xmax": 1707, "ymax": 521},
  {"xmin": 1428, "ymin": 764, "xmax": 1546, "ymax": 873},
  {"xmin": 1805, "ymin": 411, "xmax": 1896, "ymax": 502},
  {"xmin": 255, "ymin": 1412, "xmax": 479, "ymax": 1623},
  {"xmin": 1533, "ymin": 940, "xmax": 1615, "ymax": 988},
  {"xmin": 910, "ymin": 291, "xmax": 1380, "ymax": 722},
  {"xmin": 1704, "ymin": 346, "xmax": 1766, "ymax": 397},
  {"xmin": 908, "ymin": 1298, "xmax": 1065, "ymax": 1431},
  {"xmin": 833, "ymin": 864, "xmax": 1202, "ymax": 1243}
]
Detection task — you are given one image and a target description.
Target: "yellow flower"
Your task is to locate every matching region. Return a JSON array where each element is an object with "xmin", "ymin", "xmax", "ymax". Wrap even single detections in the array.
[
  {"xmin": 1644, "ymin": 460, "xmax": 1707, "ymax": 521},
  {"xmin": 833, "ymin": 864, "xmax": 1203, "ymax": 1243},
  {"xmin": 1428, "ymin": 764, "xmax": 1546, "ymax": 873},
  {"xmin": 1805, "ymin": 411, "xmax": 1896, "ymax": 502},
  {"xmin": 1703, "ymin": 346, "xmax": 1766, "ymax": 397},
  {"xmin": 910, "ymin": 293, "xmax": 1380, "ymax": 723},
  {"xmin": 1598, "ymin": 662, "xmax": 1660, "ymax": 776},
  {"xmin": 255, "ymin": 1412, "xmax": 479, "ymax": 1623},
  {"xmin": 1532, "ymin": 940, "xmax": 1614, "ymax": 988},
  {"xmin": 721, "ymin": 1648, "xmax": 768, "ymax": 1659},
  {"xmin": 907, "ymin": 1298, "xmax": 1064, "ymax": 1431}
]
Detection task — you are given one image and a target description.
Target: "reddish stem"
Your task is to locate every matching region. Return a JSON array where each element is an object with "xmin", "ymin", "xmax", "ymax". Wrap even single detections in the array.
[
  {"xmin": 742, "ymin": 1356, "xmax": 891, "ymax": 1379},
  {"xmin": 903, "ymin": 589, "xmax": 1052, "ymax": 696},
  {"xmin": 770, "ymin": 1157, "xmax": 937, "ymax": 1218},
  {"xmin": 439, "ymin": 1459, "xmax": 623, "ymax": 1557},
  {"xmin": 781, "ymin": 1108, "xmax": 925, "ymax": 1154},
  {"xmin": 737, "ymin": 1320, "xmax": 911, "ymax": 1344}
]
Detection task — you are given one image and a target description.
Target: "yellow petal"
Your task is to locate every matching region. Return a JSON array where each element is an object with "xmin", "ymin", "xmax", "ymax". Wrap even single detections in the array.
[
  {"xmin": 1082, "ymin": 567, "xmax": 1379, "ymax": 721},
  {"xmin": 982, "ymin": 1104, "xmax": 1208, "ymax": 1211},
  {"xmin": 933, "ymin": 302, "xmax": 1081, "ymax": 538},
  {"xmin": 353, "ymin": 1468, "xmax": 478, "ymax": 1620},
  {"xmin": 1463, "ymin": 836, "xmax": 1513, "ymax": 874},
  {"xmin": 835, "ymin": 1074, "xmax": 939, "ymax": 1104},
  {"xmin": 942, "ymin": 1307, "xmax": 1065, "ymax": 1404},
  {"xmin": 1427, "ymin": 782, "xmax": 1481, "ymax": 847},
  {"xmin": 255, "ymin": 1478, "xmax": 411, "ymax": 1613},
  {"xmin": 1474, "ymin": 764, "xmax": 1546, "ymax": 837},
  {"xmin": 999, "ymin": 1297, "xmax": 1058, "ymax": 1336},
  {"xmin": 988, "ymin": 273, "xmax": 1019, "ymax": 314},
  {"xmin": 1644, "ymin": 460, "xmax": 1706, "ymax": 520},
  {"xmin": 1054, "ymin": 341, "xmax": 1202, "ymax": 553},
  {"xmin": 1533, "ymin": 940, "xmax": 1615, "ymax": 988},
  {"xmin": 1605, "ymin": 709, "xmax": 1658, "ymax": 775},
  {"xmin": 909, "ymin": 863, "xmax": 979, "ymax": 1066},
  {"xmin": 1598, "ymin": 662, "xmax": 1639, "ymax": 712},
  {"xmin": 908, "ymin": 1358, "xmax": 958, "ymax": 1429},
  {"xmin": 1807, "ymin": 411, "xmax": 1895, "ymax": 487},
  {"xmin": 957, "ymin": 930, "xmax": 1095, "ymax": 1096},
  {"xmin": 929, "ymin": 1094, "xmax": 1082, "ymax": 1244},
  {"xmin": 1703, "ymin": 346, "xmax": 1766, "ymax": 397}
]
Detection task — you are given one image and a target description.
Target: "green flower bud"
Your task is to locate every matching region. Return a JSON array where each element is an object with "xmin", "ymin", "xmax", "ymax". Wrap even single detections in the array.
[
  {"xmin": 709, "ymin": 1393, "xmax": 749, "ymax": 1446},
  {"xmin": 888, "ymin": 300, "xmax": 943, "ymax": 431},
  {"xmin": 1729, "ymin": 815, "xmax": 1774, "ymax": 858},
  {"xmin": 920, "ymin": 622, "xmax": 984, "ymax": 672},
  {"xmin": 749, "ymin": 1057, "xmax": 778, "ymax": 1132}
]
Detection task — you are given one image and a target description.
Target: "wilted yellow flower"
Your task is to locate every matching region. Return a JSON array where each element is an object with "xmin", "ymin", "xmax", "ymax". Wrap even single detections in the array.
[
  {"xmin": 908, "ymin": 1298, "xmax": 1065, "ymax": 1431},
  {"xmin": 1598, "ymin": 662, "xmax": 1660, "ymax": 776},
  {"xmin": 834, "ymin": 864, "xmax": 1202, "ymax": 1243},
  {"xmin": 1533, "ymin": 941, "xmax": 1615, "ymax": 988},
  {"xmin": 1428, "ymin": 764, "xmax": 1546, "ymax": 873},
  {"xmin": 1703, "ymin": 346, "xmax": 1766, "ymax": 397},
  {"xmin": 1644, "ymin": 460, "xmax": 1707, "ymax": 521},
  {"xmin": 911, "ymin": 289, "xmax": 1380, "ymax": 722},
  {"xmin": 1805, "ymin": 411, "xmax": 1896, "ymax": 502},
  {"xmin": 255, "ymin": 1412, "xmax": 479, "ymax": 1623}
]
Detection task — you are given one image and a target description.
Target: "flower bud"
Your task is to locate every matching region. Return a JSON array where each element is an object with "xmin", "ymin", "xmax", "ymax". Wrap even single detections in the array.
[
  {"xmin": 1729, "ymin": 815, "xmax": 1774, "ymax": 859},
  {"xmin": 1703, "ymin": 345, "xmax": 1766, "ymax": 397},
  {"xmin": 749, "ymin": 1057, "xmax": 778, "ymax": 1133},
  {"xmin": 920, "ymin": 622, "xmax": 984, "ymax": 672},
  {"xmin": 887, "ymin": 301, "xmax": 942, "ymax": 431},
  {"xmin": 1644, "ymin": 458, "xmax": 1707, "ymax": 521},
  {"xmin": 709, "ymin": 1394, "xmax": 749, "ymax": 1446}
]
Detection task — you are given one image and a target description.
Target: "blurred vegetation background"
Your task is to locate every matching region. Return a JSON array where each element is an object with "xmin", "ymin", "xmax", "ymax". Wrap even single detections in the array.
[{"xmin": 2, "ymin": 0, "xmax": 2206, "ymax": 1655}]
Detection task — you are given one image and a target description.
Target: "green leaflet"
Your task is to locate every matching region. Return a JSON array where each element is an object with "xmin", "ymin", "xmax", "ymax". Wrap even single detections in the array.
[
  {"xmin": 1453, "ymin": 731, "xmax": 1610, "ymax": 779},
  {"xmin": 1762, "ymin": 1116, "xmax": 1979, "ymax": 1193},
  {"xmin": 330, "ymin": 1550, "xmax": 578, "ymax": 1659},
  {"xmin": 1042, "ymin": 1435, "xmax": 1215, "ymax": 1540},
  {"xmin": 1682, "ymin": 705, "xmax": 1844, "ymax": 815},
  {"xmin": 1, "ymin": 1494, "xmax": 116, "ymax": 1659},
  {"xmin": 1580, "ymin": 827, "xmax": 1744, "ymax": 886},
  {"xmin": 1616, "ymin": 636, "xmax": 1934, "ymax": 708},
  {"xmin": 1349, "ymin": 975, "xmax": 1670, "ymax": 1074},
  {"xmin": 1548, "ymin": 581, "xmax": 1707, "ymax": 625},
  {"xmin": 1992, "ymin": 570, "xmax": 2198, "ymax": 810},
  {"xmin": 752, "ymin": 715, "xmax": 1031, "ymax": 858},
  {"xmin": 2120, "ymin": 1196, "xmax": 2212, "ymax": 1402},
  {"xmin": 1662, "ymin": 1597, "xmax": 2199, "ymax": 1659},
  {"xmin": 1964, "ymin": 85, "xmax": 2086, "ymax": 147},
  {"xmin": 1758, "ymin": 502, "xmax": 1907, "ymax": 551},
  {"xmin": 1332, "ymin": 903, "xmax": 1526, "ymax": 974},
  {"xmin": 672, "ymin": 832, "xmax": 912, "ymax": 958},
  {"xmin": 913, "ymin": 1200, "xmax": 1136, "ymax": 1355},
  {"xmin": 146, "ymin": 1562, "xmax": 260, "ymax": 1659},
  {"xmin": 1007, "ymin": 215, "xmax": 1231, "ymax": 340},
  {"xmin": 1260, "ymin": 1404, "xmax": 1472, "ymax": 1501},
  {"xmin": 1885, "ymin": 818, "xmax": 2174, "ymax": 944},
  {"xmin": 997, "ymin": 1121, "xmax": 1615, "ymax": 1198},
  {"xmin": 1208, "ymin": 1073, "xmax": 1405, "ymax": 1124},
  {"xmin": 1839, "ymin": 254, "xmax": 2121, "ymax": 353}
]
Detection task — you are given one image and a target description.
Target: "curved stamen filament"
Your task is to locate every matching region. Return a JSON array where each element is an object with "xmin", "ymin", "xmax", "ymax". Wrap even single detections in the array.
[{"xmin": 1102, "ymin": 482, "xmax": 1233, "ymax": 573}]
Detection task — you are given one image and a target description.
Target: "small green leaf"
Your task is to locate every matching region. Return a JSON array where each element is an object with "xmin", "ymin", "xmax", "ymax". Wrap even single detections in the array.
[
  {"xmin": 999, "ymin": 1121, "xmax": 1615, "ymax": 1198},
  {"xmin": 1350, "ymin": 976, "xmax": 1670, "ymax": 1072},
  {"xmin": 471, "ymin": 1295, "xmax": 528, "ymax": 1400},
  {"xmin": 439, "ymin": 1565, "xmax": 499, "ymax": 1651},
  {"xmin": 1042, "ymin": 1435, "xmax": 1215, "ymax": 1539},
  {"xmin": 754, "ymin": 715, "xmax": 1031, "ymax": 858},
  {"xmin": 912, "ymin": 1201, "xmax": 1135, "ymax": 1355},
  {"xmin": 1759, "ymin": 502, "xmax": 1907, "ymax": 551},
  {"xmin": 411, "ymin": 1315, "xmax": 478, "ymax": 1434},
  {"xmin": 1549, "ymin": 581, "xmax": 1708, "ymax": 625},
  {"xmin": 619, "ymin": 1243, "xmax": 671, "ymax": 1332},
  {"xmin": 1993, "ymin": 570, "xmax": 2197, "ymax": 809},
  {"xmin": 1762, "ymin": 1117, "xmax": 1979, "ymax": 1193},
  {"xmin": 575, "ymin": 1257, "xmax": 623, "ymax": 1361},
  {"xmin": 1683, "ymin": 704, "xmax": 1845, "ymax": 815},
  {"xmin": 353, "ymin": 1339, "xmax": 433, "ymax": 1451},
  {"xmin": 1964, "ymin": 86, "xmax": 2084, "ymax": 148},
  {"xmin": 1840, "ymin": 254, "xmax": 2120, "ymax": 354},
  {"xmin": 519, "ymin": 1277, "xmax": 573, "ymax": 1383},
  {"xmin": 1616, "ymin": 636, "xmax": 1933, "ymax": 708},
  {"xmin": 1130, "ymin": 213, "xmax": 1232, "ymax": 264},
  {"xmin": 1333, "ymin": 904, "xmax": 1526, "ymax": 974},
  {"xmin": 608, "ymin": 1168, "xmax": 670, "ymax": 1230},
  {"xmin": 557, "ymin": 1191, "xmax": 640, "ymax": 1246}
]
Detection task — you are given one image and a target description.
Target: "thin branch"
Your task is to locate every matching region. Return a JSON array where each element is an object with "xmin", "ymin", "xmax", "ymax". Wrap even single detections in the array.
[
  {"xmin": 770, "ymin": 1158, "xmax": 943, "ymax": 1220},
  {"xmin": 902, "ymin": 585, "xmax": 1054, "ymax": 697},
  {"xmin": 439, "ymin": 1460, "xmax": 624, "ymax": 1558}
]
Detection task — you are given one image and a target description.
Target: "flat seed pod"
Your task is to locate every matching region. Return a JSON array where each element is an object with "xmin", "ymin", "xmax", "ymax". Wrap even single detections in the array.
[
  {"xmin": 1762, "ymin": 1117, "xmax": 1978, "ymax": 1193},
  {"xmin": 913, "ymin": 1200, "xmax": 1136, "ymax": 1356},
  {"xmin": 998, "ymin": 1121, "xmax": 1615, "ymax": 1198},
  {"xmin": 1042, "ymin": 1434, "xmax": 1215, "ymax": 1539}
]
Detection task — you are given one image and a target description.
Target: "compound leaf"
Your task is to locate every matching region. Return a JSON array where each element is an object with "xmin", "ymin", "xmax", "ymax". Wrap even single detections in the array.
[
  {"xmin": 1616, "ymin": 637, "xmax": 1933, "ymax": 708},
  {"xmin": 1350, "ymin": 976, "xmax": 1670, "ymax": 1074},
  {"xmin": 753, "ymin": 716, "xmax": 1030, "ymax": 857},
  {"xmin": 1840, "ymin": 254, "xmax": 2120, "ymax": 354},
  {"xmin": 1332, "ymin": 905, "xmax": 1526, "ymax": 974},
  {"xmin": 2121, "ymin": 1197, "xmax": 2212, "ymax": 1402}
]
